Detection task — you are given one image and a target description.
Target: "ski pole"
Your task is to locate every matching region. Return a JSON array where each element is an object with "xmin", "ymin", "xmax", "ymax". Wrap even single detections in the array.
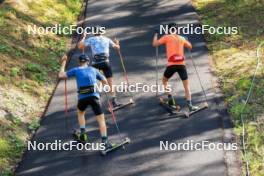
[
  {"xmin": 103, "ymin": 90, "xmax": 125, "ymax": 148},
  {"xmin": 99, "ymin": 69, "xmax": 125, "ymax": 147},
  {"xmin": 155, "ymin": 46, "xmax": 159, "ymax": 97},
  {"xmin": 64, "ymin": 79, "xmax": 69, "ymax": 131},
  {"xmin": 188, "ymin": 50, "xmax": 209, "ymax": 107},
  {"xmin": 117, "ymin": 49, "xmax": 134, "ymax": 101}
]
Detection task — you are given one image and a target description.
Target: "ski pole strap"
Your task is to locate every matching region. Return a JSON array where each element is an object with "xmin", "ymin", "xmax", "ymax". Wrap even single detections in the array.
[{"xmin": 78, "ymin": 85, "xmax": 95, "ymax": 94}]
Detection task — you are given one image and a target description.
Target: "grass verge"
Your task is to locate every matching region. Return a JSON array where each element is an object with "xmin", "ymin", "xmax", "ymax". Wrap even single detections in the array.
[
  {"xmin": 192, "ymin": 0, "xmax": 264, "ymax": 175},
  {"xmin": 0, "ymin": 0, "xmax": 82, "ymax": 175}
]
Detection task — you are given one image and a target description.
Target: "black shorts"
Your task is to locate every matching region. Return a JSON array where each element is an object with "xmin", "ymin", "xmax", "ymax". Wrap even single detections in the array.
[
  {"xmin": 77, "ymin": 96, "xmax": 103, "ymax": 116},
  {"xmin": 93, "ymin": 61, "xmax": 113, "ymax": 78},
  {"xmin": 164, "ymin": 65, "xmax": 188, "ymax": 80}
]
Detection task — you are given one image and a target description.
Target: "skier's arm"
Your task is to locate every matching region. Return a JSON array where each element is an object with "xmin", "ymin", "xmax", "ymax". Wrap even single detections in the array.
[
  {"xmin": 58, "ymin": 54, "xmax": 68, "ymax": 79},
  {"xmin": 153, "ymin": 33, "xmax": 167, "ymax": 47},
  {"xmin": 184, "ymin": 39, "xmax": 192, "ymax": 50},
  {"xmin": 78, "ymin": 32, "xmax": 87, "ymax": 51}
]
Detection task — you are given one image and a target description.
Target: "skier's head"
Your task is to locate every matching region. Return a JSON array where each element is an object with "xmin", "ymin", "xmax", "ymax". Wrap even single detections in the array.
[
  {"xmin": 78, "ymin": 54, "xmax": 90, "ymax": 65},
  {"xmin": 167, "ymin": 23, "xmax": 178, "ymax": 34},
  {"xmin": 94, "ymin": 25, "xmax": 103, "ymax": 36}
]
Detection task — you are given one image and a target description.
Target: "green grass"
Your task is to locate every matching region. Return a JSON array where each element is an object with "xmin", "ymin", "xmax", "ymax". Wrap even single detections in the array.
[
  {"xmin": 192, "ymin": 0, "xmax": 264, "ymax": 175},
  {"xmin": 0, "ymin": 125, "xmax": 25, "ymax": 175},
  {"xmin": 28, "ymin": 118, "xmax": 40, "ymax": 133},
  {"xmin": 0, "ymin": 0, "xmax": 82, "ymax": 174}
]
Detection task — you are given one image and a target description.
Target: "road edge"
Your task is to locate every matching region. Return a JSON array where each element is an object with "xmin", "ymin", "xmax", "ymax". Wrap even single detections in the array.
[
  {"xmin": 14, "ymin": 0, "xmax": 89, "ymax": 174},
  {"xmin": 189, "ymin": 1, "xmax": 243, "ymax": 176}
]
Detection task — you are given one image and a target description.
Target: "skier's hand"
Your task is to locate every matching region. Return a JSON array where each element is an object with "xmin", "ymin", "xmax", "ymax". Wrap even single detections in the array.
[
  {"xmin": 114, "ymin": 38, "xmax": 120, "ymax": 45},
  {"xmin": 58, "ymin": 54, "xmax": 68, "ymax": 79},
  {"xmin": 101, "ymin": 79, "xmax": 108, "ymax": 86},
  {"xmin": 114, "ymin": 38, "xmax": 120, "ymax": 50},
  {"xmin": 83, "ymin": 31, "xmax": 87, "ymax": 38}
]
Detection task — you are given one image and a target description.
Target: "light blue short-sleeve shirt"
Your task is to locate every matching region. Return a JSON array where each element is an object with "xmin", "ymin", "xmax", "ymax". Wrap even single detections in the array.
[
  {"xmin": 66, "ymin": 66, "xmax": 106, "ymax": 100},
  {"xmin": 84, "ymin": 36, "xmax": 115, "ymax": 57}
]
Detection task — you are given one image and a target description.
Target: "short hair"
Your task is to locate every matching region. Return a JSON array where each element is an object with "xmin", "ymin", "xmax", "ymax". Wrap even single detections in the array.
[
  {"xmin": 168, "ymin": 23, "xmax": 177, "ymax": 31},
  {"xmin": 78, "ymin": 54, "xmax": 90, "ymax": 63}
]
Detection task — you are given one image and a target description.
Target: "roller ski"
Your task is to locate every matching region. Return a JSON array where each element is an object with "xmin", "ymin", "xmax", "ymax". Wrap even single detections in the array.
[
  {"xmin": 159, "ymin": 97, "xmax": 188, "ymax": 118},
  {"xmin": 72, "ymin": 129, "xmax": 88, "ymax": 143},
  {"xmin": 109, "ymin": 98, "xmax": 134, "ymax": 112},
  {"xmin": 186, "ymin": 102, "xmax": 208, "ymax": 118},
  {"xmin": 101, "ymin": 137, "xmax": 130, "ymax": 156}
]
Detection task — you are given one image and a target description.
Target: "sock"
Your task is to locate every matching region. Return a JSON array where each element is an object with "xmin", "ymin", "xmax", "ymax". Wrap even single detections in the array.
[
  {"xmin": 101, "ymin": 136, "xmax": 108, "ymax": 143},
  {"xmin": 186, "ymin": 100, "xmax": 192, "ymax": 107}
]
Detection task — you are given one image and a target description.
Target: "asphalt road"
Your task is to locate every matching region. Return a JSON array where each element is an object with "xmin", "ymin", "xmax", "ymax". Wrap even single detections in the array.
[{"xmin": 16, "ymin": 0, "xmax": 233, "ymax": 175}]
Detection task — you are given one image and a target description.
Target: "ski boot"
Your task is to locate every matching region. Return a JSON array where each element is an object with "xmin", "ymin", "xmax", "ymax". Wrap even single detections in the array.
[
  {"xmin": 167, "ymin": 96, "xmax": 177, "ymax": 110},
  {"xmin": 73, "ymin": 130, "xmax": 88, "ymax": 143},
  {"xmin": 188, "ymin": 104, "xmax": 199, "ymax": 112},
  {"xmin": 102, "ymin": 138, "xmax": 115, "ymax": 151}
]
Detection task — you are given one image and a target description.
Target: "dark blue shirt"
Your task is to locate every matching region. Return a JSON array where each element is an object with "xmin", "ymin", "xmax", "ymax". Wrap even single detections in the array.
[{"xmin": 66, "ymin": 66, "xmax": 105, "ymax": 100}]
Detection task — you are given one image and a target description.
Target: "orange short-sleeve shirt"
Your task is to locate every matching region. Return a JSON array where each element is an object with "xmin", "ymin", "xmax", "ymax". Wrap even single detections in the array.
[{"xmin": 158, "ymin": 34, "xmax": 192, "ymax": 66}]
